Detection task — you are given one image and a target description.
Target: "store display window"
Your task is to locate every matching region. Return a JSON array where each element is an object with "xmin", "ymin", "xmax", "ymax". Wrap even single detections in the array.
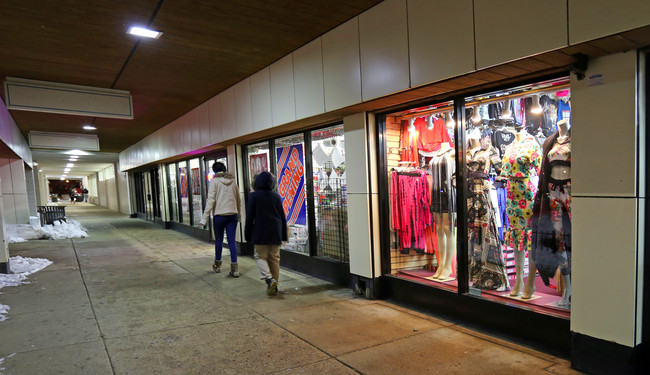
[
  {"xmin": 246, "ymin": 141, "xmax": 270, "ymax": 193},
  {"xmin": 464, "ymin": 78, "xmax": 571, "ymax": 317},
  {"xmin": 380, "ymin": 77, "xmax": 571, "ymax": 318},
  {"xmin": 311, "ymin": 125, "xmax": 349, "ymax": 262},
  {"xmin": 189, "ymin": 158, "xmax": 203, "ymax": 226},
  {"xmin": 275, "ymin": 134, "xmax": 310, "ymax": 255},
  {"xmin": 383, "ymin": 100, "xmax": 458, "ymax": 291},
  {"xmin": 168, "ymin": 163, "xmax": 179, "ymax": 222},
  {"xmin": 179, "ymin": 161, "xmax": 190, "ymax": 224}
]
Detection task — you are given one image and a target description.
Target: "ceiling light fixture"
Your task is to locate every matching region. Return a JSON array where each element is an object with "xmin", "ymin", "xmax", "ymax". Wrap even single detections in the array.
[
  {"xmin": 500, "ymin": 100, "xmax": 513, "ymax": 119},
  {"xmin": 471, "ymin": 107, "xmax": 482, "ymax": 123},
  {"xmin": 446, "ymin": 112, "xmax": 455, "ymax": 128},
  {"xmin": 65, "ymin": 150, "xmax": 90, "ymax": 156},
  {"xmin": 66, "ymin": 163, "xmax": 75, "ymax": 168},
  {"xmin": 38, "ymin": 169, "xmax": 43, "ymax": 172},
  {"xmin": 33, "ymin": 162, "xmax": 38, "ymax": 166},
  {"xmin": 531, "ymin": 94, "xmax": 543, "ymax": 114},
  {"xmin": 83, "ymin": 125, "xmax": 97, "ymax": 130},
  {"xmin": 408, "ymin": 118, "xmax": 416, "ymax": 132},
  {"xmin": 128, "ymin": 26, "xmax": 163, "ymax": 39}
]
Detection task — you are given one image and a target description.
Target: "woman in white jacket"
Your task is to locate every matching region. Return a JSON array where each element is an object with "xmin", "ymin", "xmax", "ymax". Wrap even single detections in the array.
[{"xmin": 199, "ymin": 162, "xmax": 242, "ymax": 276}]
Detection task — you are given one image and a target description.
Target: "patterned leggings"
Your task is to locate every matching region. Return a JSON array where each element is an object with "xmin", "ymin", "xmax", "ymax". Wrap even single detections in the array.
[
  {"xmin": 505, "ymin": 178, "xmax": 536, "ymax": 252},
  {"xmin": 549, "ymin": 179, "xmax": 571, "ymax": 275}
]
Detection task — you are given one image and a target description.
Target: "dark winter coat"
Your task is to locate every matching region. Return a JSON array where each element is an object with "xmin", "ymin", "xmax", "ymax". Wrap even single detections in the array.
[{"xmin": 245, "ymin": 171, "xmax": 288, "ymax": 245}]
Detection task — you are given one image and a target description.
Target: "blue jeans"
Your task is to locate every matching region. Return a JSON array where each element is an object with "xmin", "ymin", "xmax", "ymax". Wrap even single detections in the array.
[{"xmin": 213, "ymin": 214, "xmax": 238, "ymax": 263}]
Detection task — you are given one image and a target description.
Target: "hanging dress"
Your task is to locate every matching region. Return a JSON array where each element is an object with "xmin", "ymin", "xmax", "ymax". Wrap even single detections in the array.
[{"xmin": 466, "ymin": 146, "xmax": 510, "ymax": 290}]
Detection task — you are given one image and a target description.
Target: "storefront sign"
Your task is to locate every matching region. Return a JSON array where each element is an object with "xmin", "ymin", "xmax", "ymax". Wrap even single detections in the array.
[
  {"xmin": 249, "ymin": 153, "xmax": 268, "ymax": 177},
  {"xmin": 276, "ymin": 144, "xmax": 307, "ymax": 225}
]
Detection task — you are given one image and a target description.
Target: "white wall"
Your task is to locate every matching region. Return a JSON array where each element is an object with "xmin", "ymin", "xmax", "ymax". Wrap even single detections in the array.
[
  {"xmin": 0, "ymin": 158, "xmax": 29, "ymax": 224},
  {"xmin": 116, "ymin": 166, "xmax": 129, "ymax": 214},
  {"xmin": 571, "ymin": 51, "xmax": 643, "ymax": 347}
]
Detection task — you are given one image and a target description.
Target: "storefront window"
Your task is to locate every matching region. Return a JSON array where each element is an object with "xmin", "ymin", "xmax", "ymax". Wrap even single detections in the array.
[
  {"xmin": 275, "ymin": 134, "xmax": 309, "ymax": 255},
  {"xmin": 465, "ymin": 78, "xmax": 571, "ymax": 316},
  {"xmin": 168, "ymin": 163, "xmax": 179, "ymax": 222},
  {"xmin": 189, "ymin": 158, "xmax": 202, "ymax": 226},
  {"xmin": 246, "ymin": 141, "xmax": 270, "ymax": 193},
  {"xmin": 311, "ymin": 125, "xmax": 349, "ymax": 262},
  {"xmin": 384, "ymin": 100, "xmax": 458, "ymax": 289},
  {"xmin": 179, "ymin": 161, "xmax": 190, "ymax": 224}
]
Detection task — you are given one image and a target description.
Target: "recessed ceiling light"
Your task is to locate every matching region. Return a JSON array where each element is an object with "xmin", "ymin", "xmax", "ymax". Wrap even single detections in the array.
[
  {"xmin": 66, "ymin": 163, "xmax": 75, "ymax": 168},
  {"xmin": 128, "ymin": 26, "xmax": 162, "ymax": 39},
  {"xmin": 83, "ymin": 125, "xmax": 96, "ymax": 130},
  {"xmin": 65, "ymin": 150, "xmax": 90, "ymax": 156}
]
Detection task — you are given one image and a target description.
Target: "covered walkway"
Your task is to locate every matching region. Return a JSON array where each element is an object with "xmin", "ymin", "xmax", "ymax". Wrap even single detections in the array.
[{"xmin": 0, "ymin": 205, "xmax": 579, "ymax": 374}]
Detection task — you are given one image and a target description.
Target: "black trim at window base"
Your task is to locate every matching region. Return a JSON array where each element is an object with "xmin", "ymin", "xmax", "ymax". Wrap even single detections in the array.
[
  {"xmin": 169, "ymin": 221, "xmax": 211, "ymax": 242},
  {"xmin": 280, "ymin": 250, "xmax": 351, "ymax": 288},
  {"xmin": 571, "ymin": 332, "xmax": 644, "ymax": 375},
  {"xmin": 381, "ymin": 275, "xmax": 570, "ymax": 358}
]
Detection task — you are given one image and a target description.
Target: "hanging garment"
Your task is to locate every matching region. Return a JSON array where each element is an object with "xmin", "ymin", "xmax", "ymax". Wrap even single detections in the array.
[
  {"xmin": 500, "ymin": 135, "xmax": 542, "ymax": 252},
  {"xmin": 466, "ymin": 146, "xmax": 510, "ymax": 290},
  {"xmin": 390, "ymin": 171, "xmax": 432, "ymax": 254}
]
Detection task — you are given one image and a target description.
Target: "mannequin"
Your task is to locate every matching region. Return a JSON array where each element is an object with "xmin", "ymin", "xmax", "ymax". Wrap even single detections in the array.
[
  {"xmin": 553, "ymin": 119, "xmax": 571, "ymax": 306},
  {"xmin": 499, "ymin": 126, "xmax": 542, "ymax": 298},
  {"xmin": 431, "ymin": 142, "xmax": 456, "ymax": 279},
  {"xmin": 530, "ymin": 118, "xmax": 572, "ymax": 307}
]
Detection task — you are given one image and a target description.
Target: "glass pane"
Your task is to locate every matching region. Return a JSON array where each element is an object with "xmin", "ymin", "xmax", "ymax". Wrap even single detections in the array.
[
  {"xmin": 179, "ymin": 162, "xmax": 190, "ymax": 224},
  {"xmin": 168, "ymin": 164, "xmax": 179, "ymax": 222},
  {"xmin": 311, "ymin": 125, "xmax": 349, "ymax": 262},
  {"xmin": 246, "ymin": 141, "xmax": 270, "ymax": 193},
  {"xmin": 190, "ymin": 158, "xmax": 202, "ymax": 227},
  {"xmin": 384, "ymin": 101, "xmax": 458, "ymax": 291},
  {"xmin": 275, "ymin": 133, "xmax": 309, "ymax": 255},
  {"xmin": 464, "ymin": 78, "xmax": 571, "ymax": 317}
]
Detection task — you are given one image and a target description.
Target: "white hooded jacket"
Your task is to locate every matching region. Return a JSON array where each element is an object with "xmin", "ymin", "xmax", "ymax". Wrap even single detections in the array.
[{"xmin": 201, "ymin": 172, "xmax": 241, "ymax": 221}]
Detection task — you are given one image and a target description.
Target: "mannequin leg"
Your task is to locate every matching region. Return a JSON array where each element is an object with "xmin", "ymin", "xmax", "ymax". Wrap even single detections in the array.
[
  {"xmin": 521, "ymin": 254, "xmax": 536, "ymax": 299},
  {"xmin": 509, "ymin": 250, "xmax": 525, "ymax": 296},
  {"xmin": 433, "ymin": 231, "xmax": 446, "ymax": 279},
  {"xmin": 558, "ymin": 275, "xmax": 571, "ymax": 306},
  {"xmin": 434, "ymin": 213, "xmax": 455, "ymax": 279}
]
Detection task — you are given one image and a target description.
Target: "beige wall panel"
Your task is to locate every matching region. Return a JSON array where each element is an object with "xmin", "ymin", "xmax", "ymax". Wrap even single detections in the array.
[
  {"xmin": 323, "ymin": 18, "xmax": 362, "ymax": 111},
  {"xmin": 572, "ymin": 197, "xmax": 640, "ymax": 347},
  {"xmin": 192, "ymin": 102, "xmax": 210, "ymax": 149},
  {"xmin": 14, "ymin": 194, "xmax": 29, "ymax": 224},
  {"xmin": 408, "ymin": 0, "xmax": 475, "ymax": 86},
  {"xmin": 234, "ymin": 78, "xmax": 253, "ymax": 138},
  {"xmin": 0, "ymin": 159, "xmax": 12, "ymax": 193},
  {"xmin": 220, "ymin": 88, "xmax": 237, "ymax": 141},
  {"xmin": 207, "ymin": 96, "xmax": 223, "ymax": 145},
  {"xmin": 347, "ymin": 193, "xmax": 373, "ymax": 278},
  {"xmin": 569, "ymin": 0, "xmax": 650, "ymax": 44},
  {"xmin": 572, "ymin": 51, "xmax": 637, "ymax": 197},
  {"xmin": 117, "ymin": 169, "xmax": 129, "ymax": 214},
  {"xmin": 270, "ymin": 54, "xmax": 296, "ymax": 126},
  {"xmin": 2, "ymin": 195, "xmax": 16, "ymax": 224},
  {"xmin": 359, "ymin": 0, "xmax": 409, "ymax": 100},
  {"xmin": 474, "ymin": 0, "xmax": 567, "ymax": 69},
  {"xmin": 344, "ymin": 113, "xmax": 368, "ymax": 195},
  {"xmin": 294, "ymin": 38, "xmax": 325, "ymax": 119},
  {"xmin": 250, "ymin": 68, "xmax": 273, "ymax": 132}
]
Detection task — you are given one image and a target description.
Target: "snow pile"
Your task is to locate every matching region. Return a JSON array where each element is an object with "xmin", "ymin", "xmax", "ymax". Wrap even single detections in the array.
[
  {"xmin": 0, "ymin": 256, "xmax": 52, "ymax": 321},
  {"xmin": 5, "ymin": 219, "xmax": 88, "ymax": 243}
]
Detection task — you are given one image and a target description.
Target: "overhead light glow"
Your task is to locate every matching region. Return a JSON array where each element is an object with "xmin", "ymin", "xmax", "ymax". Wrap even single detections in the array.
[
  {"xmin": 65, "ymin": 150, "xmax": 90, "ymax": 156},
  {"xmin": 33, "ymin": 162, "xmax": 38, "ymax": 166},
  {"xmin": 38, "ymin": 169, "xmax": 43, "ymax": 172},
  {"xmin": 83, "ymin": 125, "xmax": 97, "ymax": 130},
  {"xmin": 531, "ymin": 94, "xmax": 543, "ymax": 114},
  {"xmin": 128, "ymin": 26, "xmax": 163, "ymax": 39},
  {"xmin": 66, "ymin": 163, "xmax": 75, "ymax": 168}
]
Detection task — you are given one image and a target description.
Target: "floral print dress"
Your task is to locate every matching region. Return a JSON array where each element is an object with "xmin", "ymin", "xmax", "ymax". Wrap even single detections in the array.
[
  {"xmin": 467, "ymin": 146, "xmax": 510, "ymax": 290},
  {"xmin": 500, "ymin": 135, "xmax": 542, "ymax": 252}
]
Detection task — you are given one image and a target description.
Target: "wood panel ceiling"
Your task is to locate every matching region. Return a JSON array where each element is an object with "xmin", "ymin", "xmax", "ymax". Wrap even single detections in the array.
[{"xmin": 0, "ymin": 0, "xmax": 382, "ymax": 154}]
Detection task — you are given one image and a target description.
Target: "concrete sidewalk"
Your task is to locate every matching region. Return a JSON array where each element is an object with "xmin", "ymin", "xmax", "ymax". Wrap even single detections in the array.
[{"xmin": 0, "ymin": 205, "xmax": 581, "ymax": 374}]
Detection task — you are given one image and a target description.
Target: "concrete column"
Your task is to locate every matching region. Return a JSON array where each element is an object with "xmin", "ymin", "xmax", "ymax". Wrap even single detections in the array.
[{"xmin": 0, "ymin": 175, "xmax": 9, "ymax": 274}]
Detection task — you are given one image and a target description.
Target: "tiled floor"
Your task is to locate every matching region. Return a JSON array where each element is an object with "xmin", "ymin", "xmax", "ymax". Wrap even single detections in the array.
[{"xmin": 0, "ymin": 205, "xmax": 582, "ymax": 374}]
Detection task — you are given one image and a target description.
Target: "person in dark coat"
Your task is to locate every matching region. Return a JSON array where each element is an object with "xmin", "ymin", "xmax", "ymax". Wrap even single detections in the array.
[{"xmin": 245, "ymin": 171, "xmax": 287, "ymax": 295}]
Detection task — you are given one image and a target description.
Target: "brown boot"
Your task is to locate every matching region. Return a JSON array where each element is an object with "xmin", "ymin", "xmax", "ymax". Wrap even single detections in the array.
[
  {"xmin": 229, "ymin": 263, "xmax": 240, "ymax": 277},
  {"xmin": 212, "ymin": 260, "xmax": 222, "ymax": 273}
]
